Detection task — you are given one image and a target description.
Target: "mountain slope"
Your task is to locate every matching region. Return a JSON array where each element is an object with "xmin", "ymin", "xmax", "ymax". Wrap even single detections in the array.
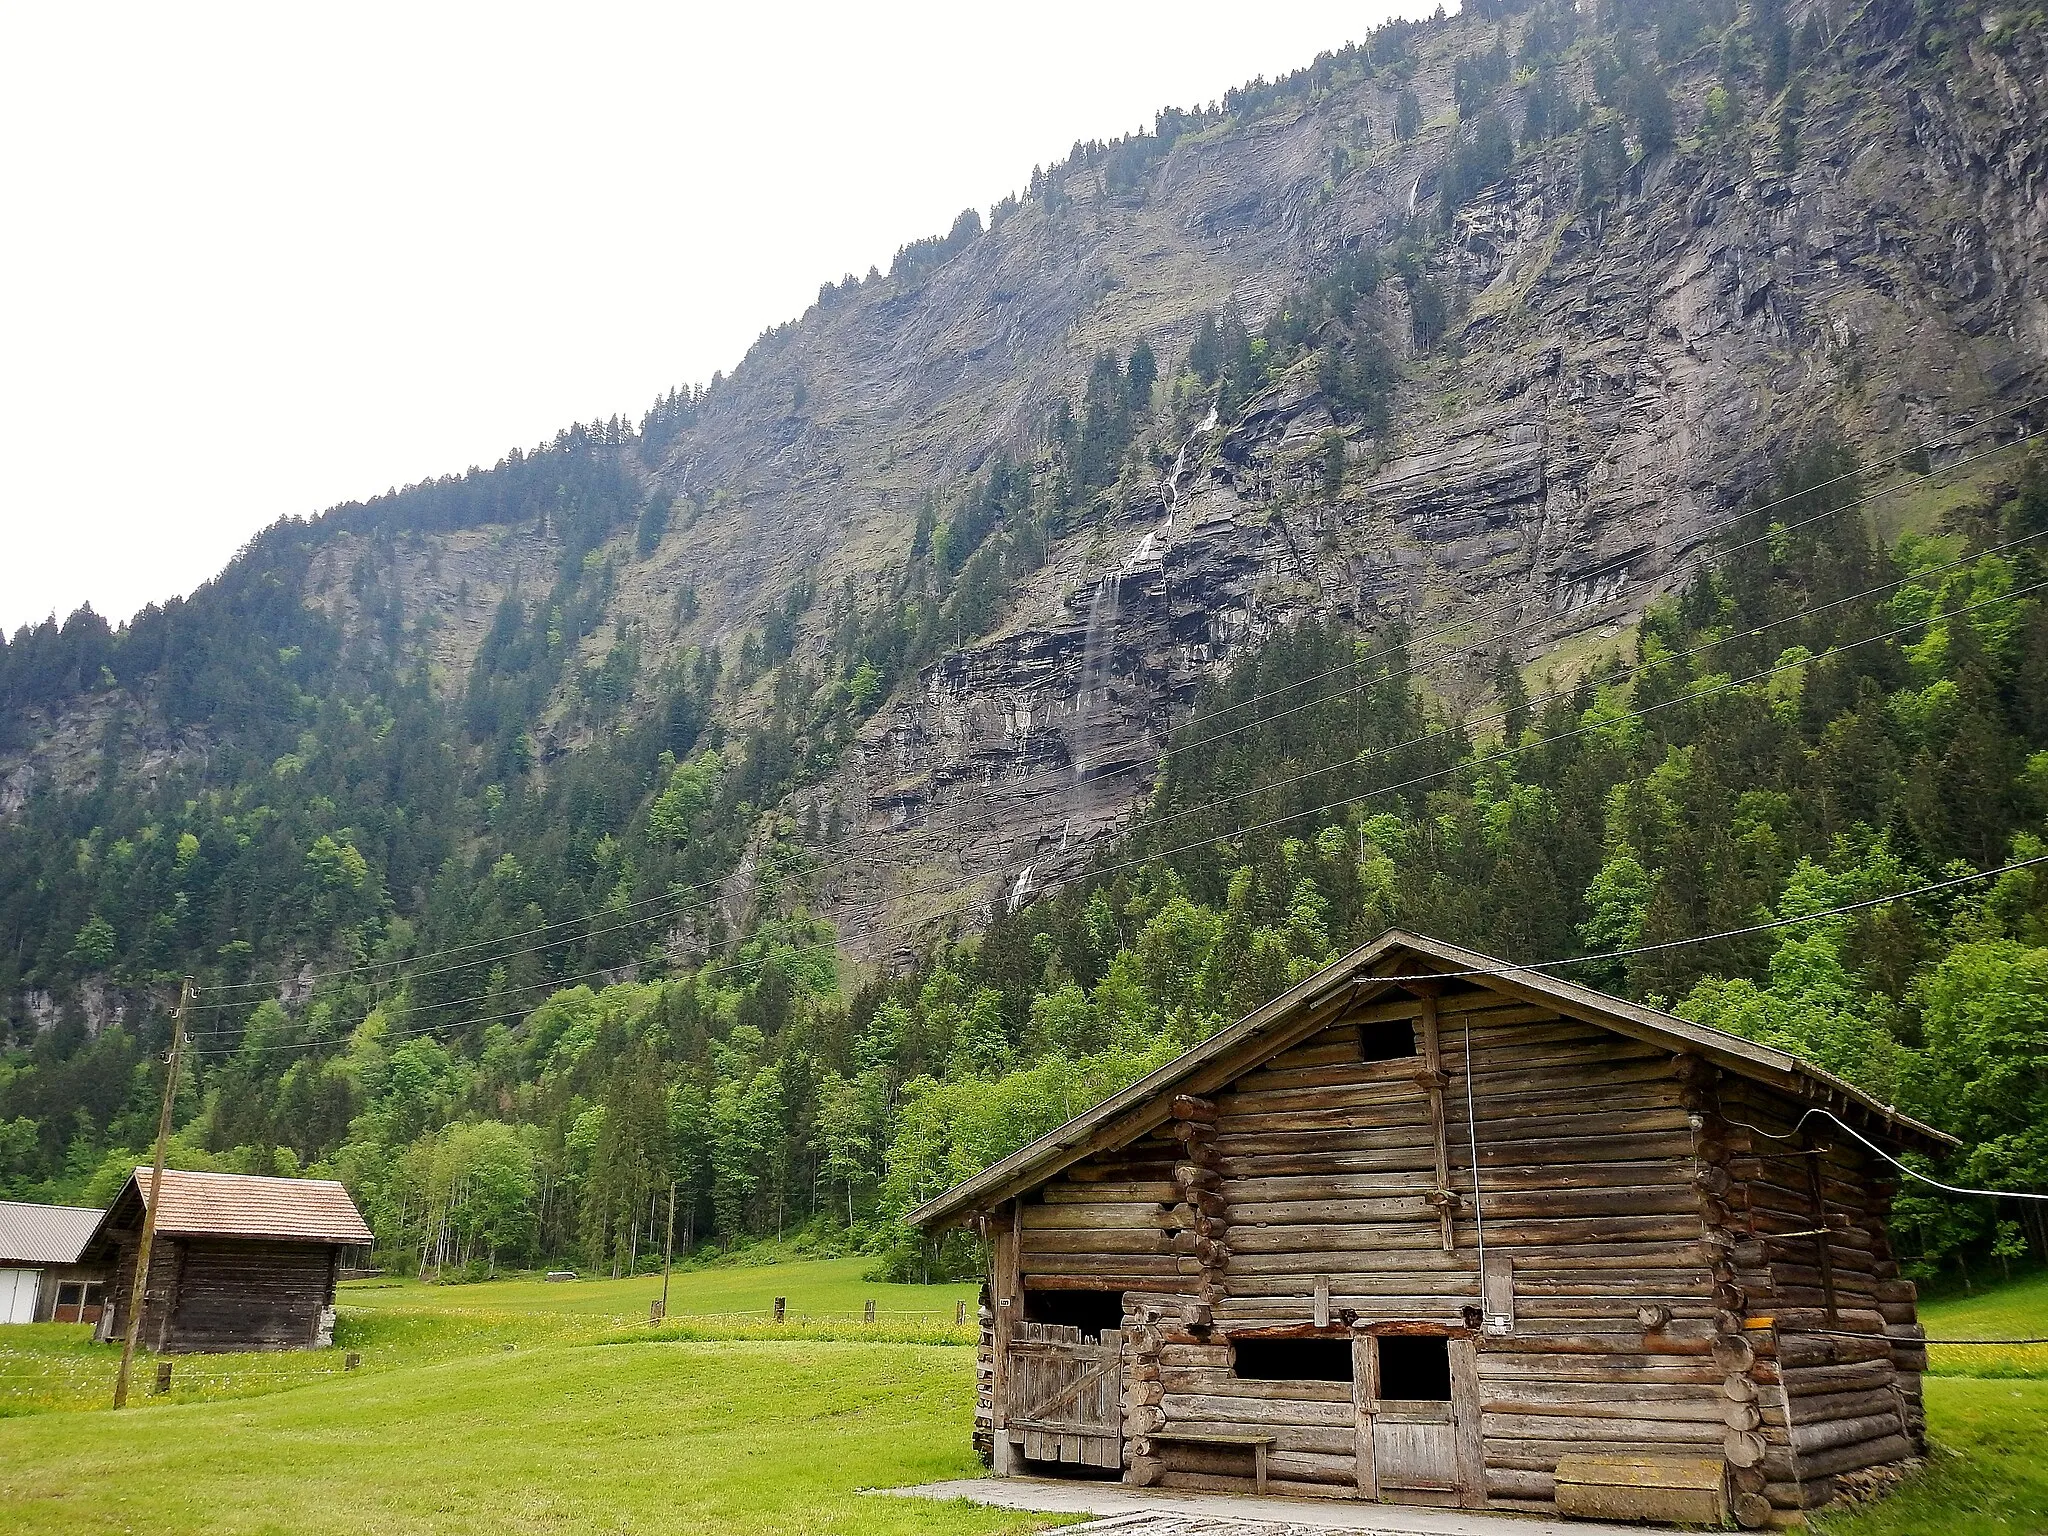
[{"xmin": 2, "ymin": 0, "xmax": 2045, "ymax": 992}]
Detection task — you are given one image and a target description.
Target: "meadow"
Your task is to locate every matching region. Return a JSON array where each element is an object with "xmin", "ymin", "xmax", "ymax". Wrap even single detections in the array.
[{"xmin": 0, "ymin": 1261, "xmax": 2041, "ymax": 1534}]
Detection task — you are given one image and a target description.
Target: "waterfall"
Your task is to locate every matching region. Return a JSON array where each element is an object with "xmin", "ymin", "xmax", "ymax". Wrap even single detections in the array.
[
  {"xmin": 1075, "ymin": 574, "xmax": 1121, "ymax": 785},
  {"xmin": 1164, "ymin": 401, "xmax": 1220, "ymax": 516}
]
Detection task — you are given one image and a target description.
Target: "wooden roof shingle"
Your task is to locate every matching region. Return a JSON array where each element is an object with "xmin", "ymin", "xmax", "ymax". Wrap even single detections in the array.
[{"xmin": 92, "ymin": 1168, "xmax": 373, "ymax": 1247}]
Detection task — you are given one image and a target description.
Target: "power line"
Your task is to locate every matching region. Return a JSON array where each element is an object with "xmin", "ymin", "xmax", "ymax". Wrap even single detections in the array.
[
  {"xmin": 198, "ymin": 534, "xmax": 2047, "ymax": 1056},
  {"xmin": 181, "ymin": 427, "xmax": 2038, "ymax": 1015},
  {"xmin": 184, "ymin": 938, "xmax": 701, "ymax": 1048},
  {"xmin": 184, "ymin": 884, "xmax": 726, "ymax": 1032},
  {"xmin": 190, "ymin": 876, "xmax": 728, "ymax": 1002},
  {"xmin": 191, "ymin": 836, "xmax": 2048, "ymax": 1081},
  {"xmin": 1723, "ymin": 1106, "xmax": 2048, "ymax": 1205},
  {"xmin": 1160, "ymin": 430, "xmax": 2037, "ymax": 763}
]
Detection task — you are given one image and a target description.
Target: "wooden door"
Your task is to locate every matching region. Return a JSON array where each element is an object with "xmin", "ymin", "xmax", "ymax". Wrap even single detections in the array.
[
  {"xmin": 0, "ymin": 1267, "xmax": 39, "ymax": 1325},
  {"xmin": 1373, "ymin": 1399, "xmax": 1460, "ymax": 1502},
  {"xmin": 1361, "ymin": 1331, "xmax": 1479, "ymax": 1507},
  {"xmin": 1004, "ymin": 1320, "xmax": 1124, "ymax": 1469}
]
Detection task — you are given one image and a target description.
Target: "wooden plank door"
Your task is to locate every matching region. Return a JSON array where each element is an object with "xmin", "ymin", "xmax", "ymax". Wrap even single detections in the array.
[
  {"xmin": 1374, "ymin": 1400, "xmax": 1460, "ymax": 1503},
  {"xmin": 1004, "ymin": 1320, "xmax": 1125, "ymax": 1469},
  {"xmin": 1364, "ymin": 1332, "xmax": 1478, "ymax": 1508}
]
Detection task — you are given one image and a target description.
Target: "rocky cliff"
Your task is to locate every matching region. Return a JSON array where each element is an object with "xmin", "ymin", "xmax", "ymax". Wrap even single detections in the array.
[{"xmin": 806, "ymin": 0, "xmax": 2048, "ymax": 957}]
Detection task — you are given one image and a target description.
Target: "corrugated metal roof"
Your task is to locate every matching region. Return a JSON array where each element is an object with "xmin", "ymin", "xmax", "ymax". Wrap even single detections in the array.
[
  {"xmin": 0, "ymin": 1200, "xmax": 104, "ymax": 1265},
  {"xmin": 123, "ymin": 1168, "xmax": 373, "ymax": 1245}
]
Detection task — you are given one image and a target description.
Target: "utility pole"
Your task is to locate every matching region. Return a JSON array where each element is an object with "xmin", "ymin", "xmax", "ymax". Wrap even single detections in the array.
[
  {"xmin": 114, "ymin": 977, "xmax": 189, "ymax": 1409},
  {"xmin": 660, "ymin": 1180, "xmax": 676, "ymax": 1321}
]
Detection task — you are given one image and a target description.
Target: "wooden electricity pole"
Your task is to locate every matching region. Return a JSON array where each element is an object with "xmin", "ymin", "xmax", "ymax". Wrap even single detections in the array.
[
  {"xmin": 113, "ymin": 978, "xmax": 189, "ymax": 1409},
  {"xmin": 660, "ymin": 1180, "xmax": 676, "ymax": 1320}
]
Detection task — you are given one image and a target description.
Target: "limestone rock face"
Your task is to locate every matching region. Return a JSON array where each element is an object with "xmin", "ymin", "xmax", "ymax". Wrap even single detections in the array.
[{"xmin": 806, "ymin": 12, "xmax": 2048, "ymax": 952}]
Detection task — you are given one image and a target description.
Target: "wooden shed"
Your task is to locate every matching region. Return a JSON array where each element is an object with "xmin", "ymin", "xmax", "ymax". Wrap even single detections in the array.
[
  {"xmin": 909, "ymin": 930, "xmax": 1951, "ymax": 1529},
  {"xmin": 85, "ymin": 1168, "xmax": 373, "ymax": 1353}
]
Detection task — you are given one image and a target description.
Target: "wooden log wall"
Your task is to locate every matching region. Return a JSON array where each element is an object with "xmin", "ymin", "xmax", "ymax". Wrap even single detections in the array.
[
  {"xmin": 1711, "ymin": 1076, "xmax": 1925, "ymax": 1526},
  {"xmin": 97, "ymin": 1231, "xmax": 154, "ymax": 1348},
  {"xmin": 1210, "ymin": 989, "xmax": 1730, "ymax": 1510},
  {"xmin": 155, "ymin": 1239, "xmax": 338, "ymax": 1352},
  {"xmin": 1014, "ymin": 1131, "xmax": 1188, "ymax": 1296}
]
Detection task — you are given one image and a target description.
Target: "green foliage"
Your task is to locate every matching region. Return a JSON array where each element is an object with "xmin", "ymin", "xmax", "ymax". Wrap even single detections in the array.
[
  {"xmin": 1393, "ymin": 87, "xmax": 1423, "ymax": 141},
  {"xmin": 1451, "ymin": 36, "xmax": 1509, "ymax": 118},
  {"xmin": 1439, "ymin": 112, "xmax": 1516, "ymax": 222}
]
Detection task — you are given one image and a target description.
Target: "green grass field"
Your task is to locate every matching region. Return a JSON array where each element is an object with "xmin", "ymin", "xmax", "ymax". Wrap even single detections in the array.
[
  {"xmin": 0, "ymin": 1340, "xmax": 1042, "ymax": 1536},
  {"xmin": 2, "ymin": 1260, "xmax": 2043, "ymax": 1532},
  {"xmin": 1810, "ymin": 1276, "xmax": 2048, "ymax": 1536},
  {"xmin": 342, "ymin": 1256, "xmax": 979, "ymax": 1324},
  {"xmin": 0, "ymin": 1258, "xmax": 979, "ymax": 1414}
]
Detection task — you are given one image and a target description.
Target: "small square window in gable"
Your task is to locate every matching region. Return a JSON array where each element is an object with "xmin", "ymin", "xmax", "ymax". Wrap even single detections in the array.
[{"xmin": 1359, "ymin": 1017, "xmax": 1416, "ymax": 1061}]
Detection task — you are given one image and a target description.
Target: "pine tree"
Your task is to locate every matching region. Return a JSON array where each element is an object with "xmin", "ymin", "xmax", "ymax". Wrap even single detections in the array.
[{"xmin": 1126, "ymin": 339, "xmax": 1157, "ymax": 414}]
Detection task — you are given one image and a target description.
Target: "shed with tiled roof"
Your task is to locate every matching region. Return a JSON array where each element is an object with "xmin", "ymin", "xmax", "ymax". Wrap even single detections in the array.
[{"xmin": 84, "ymin": 1168, "xmax": 371, "ymax": 1353}]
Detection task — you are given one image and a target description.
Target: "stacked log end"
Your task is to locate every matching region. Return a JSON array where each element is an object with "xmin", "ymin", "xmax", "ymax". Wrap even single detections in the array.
[
  {"xmin": 1169, "ymin": 1094, "xmax": 1230, "ymax": 1310},
  {"xmin": 1681, "ymin": 1052, "xmax": 1772, "ymax": 1530},
  {"xmin": 1121, "ymin": 1313, "xmax": 1164, "ymax": 1485},
  {"xmin": 1715, "ymin": 1077, "xmax": 1928, "ymax": 1527},
  {"xmin": 974, "ymin": 1284, "xmax": 996, "ymax": 1465}
]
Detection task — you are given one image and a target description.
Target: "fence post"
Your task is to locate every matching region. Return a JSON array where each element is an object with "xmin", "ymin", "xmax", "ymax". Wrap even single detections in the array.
[
  {"xmin": 957, "ymin": 1299, "xmax": 968, "ymax": 1325},
  {"xmin": 153, "ymin": 1360, "xmax": 172, "ymax": 1395},
  {"xmin": 773, "ymin": 1296, "xmax": 785, "ymax": 1323},
  {"xmin": 344, "ymin": 1352, "xmax": 361, "ymax": 1371},
  {"xmin": 649, "ymin": 1300, "xmax": 664, "ymax": 1324},
  {"xmin": 864, "ymin": 1299, "xmax": 876, "ymax": 1325}
]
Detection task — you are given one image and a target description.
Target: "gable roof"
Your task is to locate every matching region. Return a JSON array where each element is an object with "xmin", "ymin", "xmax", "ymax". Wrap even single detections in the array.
[
  {"xmin": 908, "ymin": 928, "xmax": 1955, "ymax": 1230},
  {"xmin": 88, "ymin": 1168, "xmax": 373, "ymax": 1248},
  {"xmin": 0, "ymin": 1200, "xmax": 103, "ymax": 1266}
]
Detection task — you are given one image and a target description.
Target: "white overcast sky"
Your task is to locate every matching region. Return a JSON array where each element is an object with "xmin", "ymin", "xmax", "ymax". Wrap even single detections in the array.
[{"xmin": 0, "ymin": 2, "xmax": 1428, "ymax": 637}]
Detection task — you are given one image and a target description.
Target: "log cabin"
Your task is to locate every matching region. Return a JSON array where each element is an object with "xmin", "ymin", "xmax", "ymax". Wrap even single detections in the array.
[
  {"xmin": 84, "ymin": 1167, "xmax": 373, "ymax": 1353},
  {"xmin": 908, "ymin": 930, "xmax": 1952, "ymax": 1530}
]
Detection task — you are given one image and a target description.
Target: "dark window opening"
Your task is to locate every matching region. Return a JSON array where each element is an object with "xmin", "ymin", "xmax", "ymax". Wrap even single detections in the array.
[
  {"xmin": 1232, "ymin": 1336, "xmax": 1353, "ymax": 1381},
  {"xmin": 1360, "ymin": 1019, "xmax": 1417, "ymax": 1061},
  {"xmin": 1024, "ymin": 1288, "xmax": 1125, "ymax": 1339},
  {"xmin": 1376, "ymin": 1334, "xmax": 1451, "ymax": 1401}
]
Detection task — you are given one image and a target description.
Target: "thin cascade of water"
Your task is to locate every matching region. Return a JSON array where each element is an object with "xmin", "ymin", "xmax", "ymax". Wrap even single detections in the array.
[
  {"xmin": 1164, "ymin": 401, "xmax": 1221, "ymax": 516},
  {"xmin": 1075, "ymin": 574, "xmax": 1121, "ymax": 784}
]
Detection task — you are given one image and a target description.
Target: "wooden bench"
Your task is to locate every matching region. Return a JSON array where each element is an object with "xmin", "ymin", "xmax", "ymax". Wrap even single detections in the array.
[{"xmin": 1149, "ymin": 1430, "xmax": 1275, "ymax": 1494}]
